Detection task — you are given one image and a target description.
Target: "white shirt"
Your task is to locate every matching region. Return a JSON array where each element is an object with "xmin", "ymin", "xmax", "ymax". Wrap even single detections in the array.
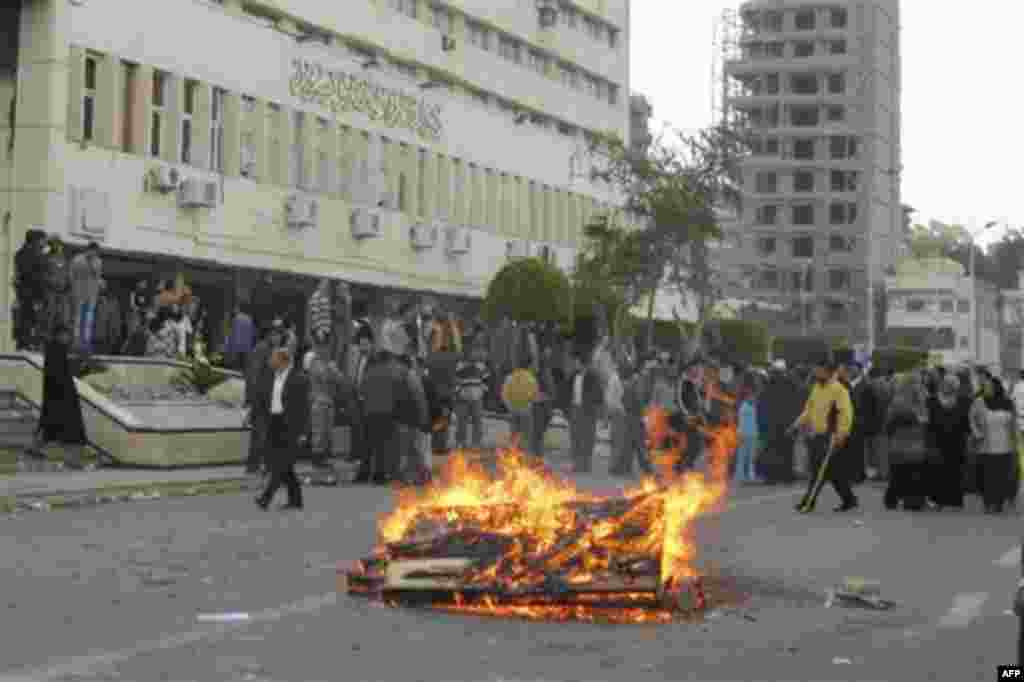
[
  {"xmin": 1013, "ymin": 381, "xmax": 1024, "ymax": 431},
  {"xmin": 573, "ymin": 372, "xmax": 584, "ymax": 407},
  {"xmin": 173, "ymin": 316, "xmax": 192, "ymax": 356},
  {"xmin": 271, "ymin": 365, "xmax": 292, "ymax": 415}
]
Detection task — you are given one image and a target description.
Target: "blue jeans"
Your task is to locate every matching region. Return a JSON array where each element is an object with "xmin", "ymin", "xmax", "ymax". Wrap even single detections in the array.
[
  {"xmin": 734, "ymin": 437, "xmax": 760, "ymax": 483},
  {"xmin": 76, "ymin": 301, "xmax": 96, "ymax": 353}
]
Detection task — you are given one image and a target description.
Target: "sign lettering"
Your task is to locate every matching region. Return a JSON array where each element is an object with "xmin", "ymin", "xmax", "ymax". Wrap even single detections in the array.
[{"xmin": 289, "ymin": 58, "xmax": 443, "ymax": 142}]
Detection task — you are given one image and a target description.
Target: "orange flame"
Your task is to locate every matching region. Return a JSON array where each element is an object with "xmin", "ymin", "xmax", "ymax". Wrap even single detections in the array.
[{"xmin": 370, "ymin": 380, "xmax": 739, "ymax": 622}]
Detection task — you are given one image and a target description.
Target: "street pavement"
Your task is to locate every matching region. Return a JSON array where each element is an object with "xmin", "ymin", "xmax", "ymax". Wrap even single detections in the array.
[{"xmin": 1, "ymin": 449, "xmax": 1021, "ymax": 682}]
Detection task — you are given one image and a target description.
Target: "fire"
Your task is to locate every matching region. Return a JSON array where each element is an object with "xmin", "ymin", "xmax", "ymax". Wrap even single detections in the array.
[{"xmin": 358, "ymin": 386, "xmax": 739, "ymax": 624}]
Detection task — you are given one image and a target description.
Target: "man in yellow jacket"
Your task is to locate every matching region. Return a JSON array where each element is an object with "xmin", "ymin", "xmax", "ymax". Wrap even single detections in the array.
[{"xmin": 790, "ymin": 357, "xmax": 858, "ymax": 513}]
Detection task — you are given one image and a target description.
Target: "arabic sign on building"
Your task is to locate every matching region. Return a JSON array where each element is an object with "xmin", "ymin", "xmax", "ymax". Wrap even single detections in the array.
[{"xmin": 288, "ymin": 58, "xmax": 443, "ymax": 142}]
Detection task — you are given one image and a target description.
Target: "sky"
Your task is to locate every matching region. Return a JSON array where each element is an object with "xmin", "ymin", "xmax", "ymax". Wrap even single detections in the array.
[{"xmin": 630, "ymin": 0, "xmax": 1024, "ymax": 251}]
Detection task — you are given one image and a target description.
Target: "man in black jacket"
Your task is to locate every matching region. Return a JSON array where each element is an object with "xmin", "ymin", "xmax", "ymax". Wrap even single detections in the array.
[
  {"xmin": 757, "ymin": 361, "xmax": 805, "ymax": 483},
  {"xmin": 255, "ymin": 348, "xmax": 310, "ymax": 510},
  {"xmin": 243, "ymin": 321, "xmax": 284, "ymax": 474},
  {"xmin": 14, "ymin": 230, "xmax": 47, "ymax": 350}
]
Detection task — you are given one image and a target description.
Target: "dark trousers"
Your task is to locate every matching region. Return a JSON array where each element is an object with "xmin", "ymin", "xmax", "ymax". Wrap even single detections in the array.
[
  {"xmin": 802, "ymin": 434, "xmax": 857, "ymax": 507},
  {"xmin": 979, "ymin": 452, "xmax": 1015, "ymax": 511},
  {"xmin": 762, "ymin": 429, "xmax": 796, "ymax": 483},
  {"xmin": 570, "ymin": 406, "xmax": 598, "ymax": 473},
  {"xmin": 246, "ymin": 412, "xmax": 268, "ymax": 473},
  {"xmin": 529, "ymin": 400, "xmax": 554, "ymax": 459},
  {"xmin": 364, "ymin": 413, "xmax": 402, "ymax": 481},
  {"xmin": 885, "ymin": 461, "xmax": 927, "ymax": 510},
  {"xmin": 259, "ymin": 414, "xmax": 303, "ymax": 507}
]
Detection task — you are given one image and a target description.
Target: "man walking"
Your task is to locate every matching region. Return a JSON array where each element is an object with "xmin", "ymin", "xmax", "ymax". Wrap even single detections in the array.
[
  {"xmin": 14, "ymin": 230, "xmax": 47, "ymax": 350},
  {"xmin": 791, "ymin": 357, "xmax": 857, "ymax": 513},
  {"xmin": 255, "ymin": 348, "xmax": 309, "ymax": 511},
  {"xmin": 244, "ymin": 320, "xmax": 284, "ymax": 474}
]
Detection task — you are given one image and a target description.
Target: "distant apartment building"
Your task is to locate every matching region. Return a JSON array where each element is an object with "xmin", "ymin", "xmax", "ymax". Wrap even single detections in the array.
[
  {"xmin": 716, "ymin": 0, "xmax": 902, "ymax": 345},
  {"xmin": 885, "ymin": 257, "xmax": 1000, "ymax": 369}
]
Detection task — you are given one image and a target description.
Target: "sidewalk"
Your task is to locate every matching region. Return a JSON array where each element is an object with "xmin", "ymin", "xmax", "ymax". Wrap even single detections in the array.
[{"xmin": 0, "ymin": 412, "xmax": 607, "ymax": 512}]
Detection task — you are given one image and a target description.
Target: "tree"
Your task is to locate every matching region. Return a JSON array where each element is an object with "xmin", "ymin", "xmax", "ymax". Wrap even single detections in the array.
[{"xmin": 483, "ymin": 257, "xmax": 572, "ymax": 325}]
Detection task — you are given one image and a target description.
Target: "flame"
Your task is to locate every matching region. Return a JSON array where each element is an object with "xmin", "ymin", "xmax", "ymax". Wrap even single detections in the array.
[{"xmin": 365, "ymin": 379, "xmax": 739, "ymax": 623}]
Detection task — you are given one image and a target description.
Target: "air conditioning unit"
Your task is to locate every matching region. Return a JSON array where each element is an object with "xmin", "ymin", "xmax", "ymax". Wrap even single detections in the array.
[
  {"xmin": 351, "ymin": 208, "xmax": 382, "ymax": 239},
  {"xmin": 442, "ymin": 35, "xmax": 457, "ymax": 52},
  {"xmin": 376, "ymin": 190, "xmax": 397, "ymax": 210},
  {"xmin": 68, "ymin": 187, "xmax": 110, "ymax": 239},
  {"xmin": 178, "ymin": 179, "xmax": 218, "ymax": 208},
  {"xmin": 286, "ymin": 195, "xmax": 319, "ymax": 228},
  {"xmin": 149, "ymin": 166, "xmax": 181, "ymax": 193},
  {"xmin": 506, "ymin": 239, "xmax": 528, "ymax": 260},
  {"xmin": 446, "ymin": 225, "xmax": 472, "ymax": 255},
  {"xmin": 410, "ymin": 222, "xmax": 439, "ymax": 250},
  {"xmin": 535, "ymin": 244, "xmax": 554, "ymax": 264}
]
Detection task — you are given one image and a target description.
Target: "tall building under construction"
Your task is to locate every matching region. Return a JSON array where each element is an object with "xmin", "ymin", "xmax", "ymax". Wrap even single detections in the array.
[{"xmin": 715, "ymin": 0, "xmax": 901, "ymax": 346}]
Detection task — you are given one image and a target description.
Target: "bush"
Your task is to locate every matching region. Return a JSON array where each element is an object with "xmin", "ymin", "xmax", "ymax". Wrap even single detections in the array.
[
  {"xmin": 872, "ymin": 346, "xmax": 929, "ymax": 374},
  {"xmin": 714, "ymin": 319, "xmax": 772, "ymax": 366},
  {"xmin": 483, "ymin": 258, "xmax": 572, "ymax": 324},
  {"xmin": 772, "ymin": 337, "xmax": 832, "ymax": 367}
]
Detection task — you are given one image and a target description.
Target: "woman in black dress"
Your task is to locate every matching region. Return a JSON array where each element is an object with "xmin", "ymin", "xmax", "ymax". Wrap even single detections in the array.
[
  {"xmin": 31, "ymin": 323, "xmax": 88, "ymax": 469},
  {"xmin": 927, "ymin": 374, "xmax": 971, "ymax": 510}
]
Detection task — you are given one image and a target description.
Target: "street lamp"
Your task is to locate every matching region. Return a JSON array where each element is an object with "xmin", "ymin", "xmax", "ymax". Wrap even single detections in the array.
[
  {"xmin": 794, "ymin": 257, "xmax": 813, "ymax": 337},
  {"xmin": 968, "ymin": 219, "xmax": 999, "ymax": 364}
]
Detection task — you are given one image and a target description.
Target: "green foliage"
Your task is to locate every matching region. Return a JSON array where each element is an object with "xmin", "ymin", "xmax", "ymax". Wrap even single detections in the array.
[
  {"xmin": 713, "ymin": 319, "xmax": 772, "ymax": 366},
  {"xmin": 872, "ymin": 346, "xmax": 929, "ymax": 374},
  {"xmin": 772, "ymin": 337, "xmax": 832, "ymax": 367},
  {"xmin": 483, "ymin": 257, "xmax": 572, "ymax": 324},
  {"xmin": 170, "ymin": 333, "xmax": 228, "ymax": 396}
]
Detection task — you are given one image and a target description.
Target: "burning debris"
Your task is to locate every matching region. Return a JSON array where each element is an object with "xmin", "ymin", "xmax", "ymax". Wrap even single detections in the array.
[{"xmin": 345, "ymin": 406, "xmax": 742, "ymax": 624}]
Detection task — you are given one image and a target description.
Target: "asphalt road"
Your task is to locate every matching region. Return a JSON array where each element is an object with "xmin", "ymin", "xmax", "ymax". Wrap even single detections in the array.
[{"xmin": 0, "ymin": 464, "xmax": 1021, "ymax": 682}]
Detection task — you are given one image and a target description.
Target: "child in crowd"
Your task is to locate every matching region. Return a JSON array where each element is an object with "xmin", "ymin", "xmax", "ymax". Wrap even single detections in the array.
[{"xmin": 454, "ymin": 344, "xmax": 491, "ymax": 450}]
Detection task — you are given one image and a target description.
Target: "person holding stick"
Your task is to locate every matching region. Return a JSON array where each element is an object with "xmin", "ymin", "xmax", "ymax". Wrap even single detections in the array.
[{"xmin": 790, "ymin": 357, "xmax": 857, "ymax": 513}]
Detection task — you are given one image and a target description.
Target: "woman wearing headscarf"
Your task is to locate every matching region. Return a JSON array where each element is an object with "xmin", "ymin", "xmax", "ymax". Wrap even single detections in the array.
[
  {"xmin": 31, "ymin": 323, "xmax": 88, "ymax": 469},
  {"xmin": 926, "ymin": 374, "xmax": 971, "ymax": 510},
  {"xmin": 883, "ymin": 373, "xmax": 930, "ymax": 511},
  {"xmin": 970, "ymin": 375, "xmax": 1018, "ymax": 514}
]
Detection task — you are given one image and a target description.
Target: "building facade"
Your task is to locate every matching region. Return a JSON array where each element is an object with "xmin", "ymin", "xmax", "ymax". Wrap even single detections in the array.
[
  {"xmin": 717, "ymin": 0, "xmax": 901, "ymax": 345},
  {"xmin": 885, "ymin": 257, "xmax": 1000, "ymax": 369},
  {"xmin": 0, "ymin": 0, "xmax": 631, "ymax": 351}
]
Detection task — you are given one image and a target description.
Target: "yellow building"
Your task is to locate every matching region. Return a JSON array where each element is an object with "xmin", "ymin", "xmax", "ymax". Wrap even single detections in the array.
[{"xmin": 0, "ymin": 0, "xmax": 631, "ymax": 350}]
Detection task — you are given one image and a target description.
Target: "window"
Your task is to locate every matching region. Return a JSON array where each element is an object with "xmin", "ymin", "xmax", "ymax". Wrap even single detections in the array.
[
  {"xmin": 959, "ymin": 336, "xmax": 969, "ymax": 349},
  {"xmin": 794, "ymin": 41, "xmax": 815, "ymax": 58},
  {"xmin": 828, "ymin": 73, "xmax": 845, "ymax": 94},
  {"xmin": 290, "ymin": 111, "xmax": 304, "ymax": 188},
  {"xmin": 181, "ymin": 79, "xmax": 197, "ymax": 164},
  {"xmin": 150, "ymin": 70, "xmax": 167, "ymax": 157},
  {"xmin": 430, "ymin": 3, "xmax": 452, "ymax": 33},
  {"xmin": 793, "ymin": 138, "xmax": 815, "ymax": 160},
  {"xmin": 560, "ymin": 63, "xmax": 579, "ymax": 89},
  {"xmin": 765, "ymin": 42, "xmax": 784, "ymax": 58},
  {"xmin": 563, "ymin": 5, "xmax": 578, "ymax": 28},
  {"xmin": 830, "ymin": 135, "xmax": 857, "ymax": 159},
  {"xmin": 793, "ymin": 170, "xmax": 815, "ymax": 192},
  {"xmin": 829, "ymin": 40, "xmax": 847, "ymax": 54},
  {"xmin": 906, "ymin": 298, "xmax": 926, "ymax": 313},
  {"xmin": 828, "ymin": 269, "xmax": 850, "ymax": 290},
  {"xmin": 210, "ymin": 87, "xmax": 225, "ymax": 172},
  {"xmin": 120, "ymin": 61, "xmax": 137, "ymax": 153},
  {"xmin": 792, "ymin": 236, "xmax": 814, "ymax": 258},
  {"xmin": 792, "ymin": 269, "xmax": 814, "ymax": 291},
  {"xmin": 763, "ymin": 73, "xmax": 780, "ymax": 94},
  {"xmin": 755, "ymin": 171, "xmax": 777, "ymax": 194},
  {"xmin": 831, "ymin": 170, "xmax": 858, "ymax": 192},
  {"xmin": 467, "ymin": 20, "xmax": 490, "ymax": 50},
  {"xmin": 940, "ymin": 299, "xmax": 955, "ymax": 313},
  {"xmin": 829, "ymin": 201, "xmax": 858, "ymax": 225},
  {"xmin": 240, "ymin": 96, "xmax": 256, "ymax": 178},
  {"xmin": 394, "ymin": 62, "xmax": 418, "ymax": 79},
  {"xmin": 608, "ymin": 28, "xmax": 618, "ymax": 49},
  {"xmin": 790, "ymin": 74, "xmax": 818, "ymax": 95},
  {"xmin": 764, "ymin": 137, "xmax": 779, "ymax": 154},
  {"xmin": 790, "ymin": 106, "xmax": 819, "ymax": 126},
  {"xmin": 792, "ymin": 204, "xmax": 815, "ymax": 226},
  {"xmin": 829, "ymin": 235, "xmax": 855, "ymax": 251},
  {"xmin": 392, "ymin": 0, "xmax": 417, "ymax": 19},
  {"xmin": 957, "ymin": 300, "xmax": 971, "ymax": 313},
  {"xmin": 826, "ymin": 302, "xmax": 846, "ymax": 323},
  {"xmin": 82, "ymin": 55, "xmax": 97, "ymax": 142},
  {"xmin": 758, "ymin": 268, "xmax": 779, "ymax": 289},
  {"xmin": 607, "ymin": 84, "xmax": 619, "ymax": 105},
  {"xmin": 827, "ymin": 105, "xmax": 845, "ymax": 122},
  {"xmin": 557, "ymin": 122, "xmax": 574, "ymax": 136},
  {"xmin": 528, "ymin": 50, "xmax": 548, "ymax": 75},
  {"xmin": 763, "ymin": 11, "xmax": 782, "ymax": 32},
  {"xmin": 417, "ymin": 149, "xmax": 427, "ymax": 216},
  {"xmin": 794, "ymin": 9, "xmax": 816, "ymax": 30},
  {"xmin": 499, "ymin": 35, "xmax": 521, "ymax": 63},
  {"xmin": 755, "ymin": 204, "xmax": 779, "ymax": 225},
  {"xmin": 756, "ymin": 236, "xmax": 777, "ymax": 255},
  {"xmin": 830, "ymin": 8, "xmax": 848, "ymax": 28}
]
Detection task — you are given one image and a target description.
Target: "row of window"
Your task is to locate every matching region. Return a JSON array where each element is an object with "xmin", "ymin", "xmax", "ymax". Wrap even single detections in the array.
[
  {"xmin": 740, "ymin": 38, "xmax": 847, "ymax": 61},
  {"xmin": 389, "ymin": 0, "xmax": 620, "ymax": 106},
  {"xmin": 740, "ymin": 72, "xmax": 848, "ymax": 97},
  {"xmin": 754, "ymin": 170, "xmax": 858, "ymax": 194},
  {"xmin": 558, "ymin": 1, "xmax": 620, "ymax": 47},
  {"xmin": 752, "ymin": 201, "xmax": 858, "ymax": 227},
  {"xmin": 891, "ymin": 297, "xmax": 971, "ymax": 314},
  {"xmin": 743, "ymin": 103, "xmax": 848, "ymax": 129},
  {"xmin": 744, "ymin": 8, "xmax": 849, "ymax": 34},
  {"xmin": 755, "ymin": 267, "xmax": 854, "ymax": 292},
  {"xmin": 76, "ymin": 50, "xmax": 611, "ymax": 243},
  {"xmin": 747, "ymin": 135, "xmax": 858, "ymax": 160},
  {"xmin": 755, "ymin": 234, "xmax": 857, "ymax": 257}
]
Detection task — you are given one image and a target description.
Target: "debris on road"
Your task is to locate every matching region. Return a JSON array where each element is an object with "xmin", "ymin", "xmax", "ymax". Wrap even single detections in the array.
[
  {"xmin": 196, "ymin": 612, "xmax": 251, "ymax": 623},
  {"xmin": 825, "ymin": 578, "xmax": 896, "ymax": 610},
  {"xmin": 832, "ymin": 657, "xmax": 853, "ymax": 665}
]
